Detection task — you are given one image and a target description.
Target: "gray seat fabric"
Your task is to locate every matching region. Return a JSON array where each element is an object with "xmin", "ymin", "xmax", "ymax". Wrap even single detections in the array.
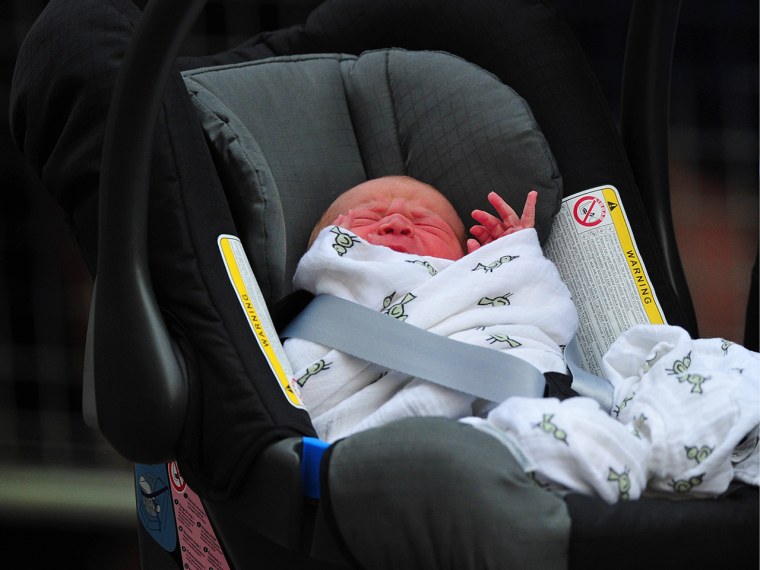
[
  {"xmin": 325, "ymin": 417, "xmax": 571, "ymax": 569},
  {"xmin": 182, "ymin": 49, "xmax": 562, "ymax": 302}
]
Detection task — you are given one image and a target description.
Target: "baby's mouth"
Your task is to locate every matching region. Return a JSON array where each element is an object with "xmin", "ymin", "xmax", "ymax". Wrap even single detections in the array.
[
  {"xmin": 366, "ymin": 233, "xmax": 417, "ymax": 254},
  {"xmin": 368, "ymin": 234, "xmax": 414, "ymax": 253}
]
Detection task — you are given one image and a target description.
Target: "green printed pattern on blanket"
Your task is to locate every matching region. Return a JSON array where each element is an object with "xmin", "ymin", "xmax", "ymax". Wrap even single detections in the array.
[
  {"xmin": 330, "ymin": 227, "xmax": 361, "ymax": 256},
  {"xmin": 406, "ymin": 259, "xmax": 438, "ymax": 276},
  {"xmin": 296, "ymin": 359, "xmax": 332, "ymax": 387},
  {"xmin": 382, "ymin": 292, "xmax": 416, "ymax": 321},
  {"xmin": 472, "ymin": 255, "xmax": 519, "ymax": 273}
]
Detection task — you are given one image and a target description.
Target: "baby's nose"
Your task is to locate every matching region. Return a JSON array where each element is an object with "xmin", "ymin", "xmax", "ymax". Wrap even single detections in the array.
[{"xmin": 377, "ymin": 214, "xmax": 414, "ymax": 236}]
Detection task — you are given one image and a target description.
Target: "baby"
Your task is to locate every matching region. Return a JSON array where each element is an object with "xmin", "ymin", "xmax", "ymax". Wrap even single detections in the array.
[{"xmin": 285, "ymin": 175, "xmax": 577, "ymax": 442}]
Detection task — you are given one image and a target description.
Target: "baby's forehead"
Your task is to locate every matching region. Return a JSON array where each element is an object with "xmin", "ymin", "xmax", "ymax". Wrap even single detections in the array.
[
  {"xmin": 336, "ymin": 186, "xmax": 386, "ymax": 209},
  {"xmin": 335, "ymin": 178, "xmax": 453, "ymax": 213}
]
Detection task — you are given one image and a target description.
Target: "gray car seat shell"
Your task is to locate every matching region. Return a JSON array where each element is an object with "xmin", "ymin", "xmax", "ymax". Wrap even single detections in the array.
[{"xmin": 322, "ymin": 418, "xmax": 571, "ymax": 570}]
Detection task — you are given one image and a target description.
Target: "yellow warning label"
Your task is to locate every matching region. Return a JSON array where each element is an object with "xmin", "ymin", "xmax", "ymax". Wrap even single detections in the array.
[
  {"xmin": 218, "ymin": 235, "xmax": 304, "ymax": 408},
  {"xmin": 544, "ymin": 185, "xmax": 668, "ymax": 374},
  {"xmin": 603, "ymin": 187, "xmax": 665, "ymax": 325}
]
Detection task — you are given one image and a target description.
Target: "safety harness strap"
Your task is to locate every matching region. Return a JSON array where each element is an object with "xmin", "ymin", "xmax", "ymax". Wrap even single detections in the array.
[
  {"xmin": 282, "ymin": 294, "xmax": 546, "ymax": 402},
  {"xmin": 282, "ymin": 293, "xmax": 614, "ymax": 410},
  {"xmin": 564, "ymin": 337, "xmax": 614, "ymax": 411}
]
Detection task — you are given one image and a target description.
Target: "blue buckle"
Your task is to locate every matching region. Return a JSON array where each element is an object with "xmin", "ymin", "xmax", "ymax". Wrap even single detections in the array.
[{"xmin": 301, "ymin": 437, "xmax": 330, "ymax": 500}]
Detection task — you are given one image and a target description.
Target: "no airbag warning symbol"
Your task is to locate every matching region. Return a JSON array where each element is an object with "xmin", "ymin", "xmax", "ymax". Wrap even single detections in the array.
[{"xmin": 572, "ymin": 195, "xmax": 607, "ymax": 227}]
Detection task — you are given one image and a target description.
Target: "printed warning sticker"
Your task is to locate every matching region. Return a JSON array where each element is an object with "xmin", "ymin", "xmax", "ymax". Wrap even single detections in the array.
[
  {"xmin": 135, "ymin": 463, "xmax": 177, "ymax": 552},
  {"xmin": 544, "ymin": 186, "xmax": 665, "ymax": 375},
  {"xmin": 218, "ymin": 234, "xmax": 304, "ymax": 408},
  {"xmin": 168, "ymin": 461, "xmax": 231, "ymax": 570},
  {"xmin": 572, "ymin": 194, "xmax": 608, "ymax": 228}
]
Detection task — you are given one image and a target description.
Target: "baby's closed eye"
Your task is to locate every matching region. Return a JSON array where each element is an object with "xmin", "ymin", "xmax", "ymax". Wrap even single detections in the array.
[{"xmin": 349, "ymin": 214, "xmax": 381, "ymax": 226}]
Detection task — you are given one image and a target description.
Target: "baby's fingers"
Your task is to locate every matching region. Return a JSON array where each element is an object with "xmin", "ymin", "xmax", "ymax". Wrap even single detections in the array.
[
  {"xmin": 521, "ymin": 191, "xmax": 537, "ymax": 229},
  {"xmin": 469, "ymin": 224, "xmax": 493, "ymax": 244},
  {"xmin": 466, "ymin": 238, "xmax": 482, "ymax": 254},
  {"xmin": 487, "ymin": 192, "xmax": 521, "ymax": 228},
  {"xmin": 471, "ymin": 209, "xmax": 505, "ymax": 238}
]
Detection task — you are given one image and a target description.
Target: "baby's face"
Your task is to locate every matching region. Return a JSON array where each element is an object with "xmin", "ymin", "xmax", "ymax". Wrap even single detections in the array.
[{"xmin": 313, "ymin": 176, "xmax": 466, "ymax": 260}]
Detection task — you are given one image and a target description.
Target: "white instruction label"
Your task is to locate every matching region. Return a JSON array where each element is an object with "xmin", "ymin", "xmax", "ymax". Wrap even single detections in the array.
[
  {"xmin": 544, "ymin": 186, "xmax": 665, "ymax": 375},
  {"xmin": 218, "ymin": 234, "xmax": 304, "ymax": 408}
]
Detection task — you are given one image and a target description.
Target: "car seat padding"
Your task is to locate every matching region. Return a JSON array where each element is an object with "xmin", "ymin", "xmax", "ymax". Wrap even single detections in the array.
[{"xmin": 323, "ymin": 417, "xmax": 570, "ymax": 569}]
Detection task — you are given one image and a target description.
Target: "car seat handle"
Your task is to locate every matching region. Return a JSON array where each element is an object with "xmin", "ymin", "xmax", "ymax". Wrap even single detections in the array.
[
  {"xmin": 85, "ymin": 0, "xmax": 209, "ymax": 463},
  {"xmin": 621, "ymin": 0, "xmax": 698, "ymax": 337}
]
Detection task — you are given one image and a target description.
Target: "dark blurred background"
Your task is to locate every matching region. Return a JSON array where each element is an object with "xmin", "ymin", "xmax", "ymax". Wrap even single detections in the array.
[{"xmin": 1, "ymin": 1, "xmax": 757, "ymax": 567}]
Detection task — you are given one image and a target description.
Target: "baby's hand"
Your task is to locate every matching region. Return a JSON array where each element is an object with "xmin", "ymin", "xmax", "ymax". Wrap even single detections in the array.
[{"xmin": 467, "ymin": 191, "xmax": 537, "ymax": 254}]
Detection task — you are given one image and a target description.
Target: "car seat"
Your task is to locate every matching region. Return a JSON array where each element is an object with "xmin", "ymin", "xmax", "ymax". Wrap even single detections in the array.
[{"xmin": 10, "ymin": 0, "xmax": 758, "ymax": 568}]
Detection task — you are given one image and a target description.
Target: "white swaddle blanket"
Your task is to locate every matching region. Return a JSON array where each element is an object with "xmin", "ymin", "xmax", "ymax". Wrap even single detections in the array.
[
  {"xmin": 284, "ymin": 226, "xmax": 578, "ymax": 443},
  {"xmin": 480, "ymin": 325, "xmax": 759, "ymax": 502}
]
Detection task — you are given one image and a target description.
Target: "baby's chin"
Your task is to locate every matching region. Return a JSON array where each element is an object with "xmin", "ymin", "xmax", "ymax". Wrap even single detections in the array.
[{"xmin": 370, "ymin": 238, "xmax": 463, "ymax": 260}]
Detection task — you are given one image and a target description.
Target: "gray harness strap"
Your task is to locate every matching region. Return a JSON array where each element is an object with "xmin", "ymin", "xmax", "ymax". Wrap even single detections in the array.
[
  {"xmin": 281, "ymin": 294, "xmax": 614, "ymax": 409},
  {"xmin": 564, "ymin": 337, "xmax": 614, "ymax": 411},
  {"xmin": 281, "ymin": 294, "xmax": 546, "ymax": 402}
]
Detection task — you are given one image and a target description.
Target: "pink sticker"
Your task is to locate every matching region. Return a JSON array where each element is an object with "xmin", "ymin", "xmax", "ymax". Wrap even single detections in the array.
[{"xmin": 168, "ymin": 461, "xmax": 231, "ymax": 570}]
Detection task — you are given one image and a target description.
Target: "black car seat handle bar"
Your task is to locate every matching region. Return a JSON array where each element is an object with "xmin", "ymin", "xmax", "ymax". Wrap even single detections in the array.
[
  {"xmin": 87, "ymin": 0, "xmax": 209, "ymax": 463},
  {"xmin": 621, "ymin": 0, "xmax": 698, "ymax": 336}
]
